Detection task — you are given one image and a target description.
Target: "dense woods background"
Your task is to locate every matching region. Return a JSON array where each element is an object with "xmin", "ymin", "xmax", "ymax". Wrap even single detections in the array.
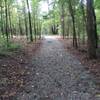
[{"xmin": 0, "ymin": 0, "xmax": 100, "ymax": 59}]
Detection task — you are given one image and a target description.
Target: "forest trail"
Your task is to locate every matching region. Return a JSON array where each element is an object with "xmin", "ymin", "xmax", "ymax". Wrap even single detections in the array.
[{"xmin": 17, "ymin": 36, "xmax": 99, "ymax": 100}]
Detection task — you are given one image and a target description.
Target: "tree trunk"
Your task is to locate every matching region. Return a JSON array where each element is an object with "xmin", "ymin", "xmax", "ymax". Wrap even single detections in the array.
[
  {"xmin": 5, "ymin": 0, "xmax": 9, "ymax": 45},
  {"xmin": 80, "ymin": 0, "xmax": 86, "ymax": 44},
  {"xmin": 68, "ymin": 0, "xmax": 78, "ymax": 48},
  {"xmin": 86, "ymin": 0, "xmax": 97, "ymax": 59},
  {"xmin": 33, "ymin": 15, "xmax": 37, "ymax": 42},
  {"xmin": 0, "ymin": 5, "xmax": 4, "ymax": 34},
  {"xmin": 92, "ymin": 8, "xmax": 98, "ymax": 48},
  {"xmin": 61, "ymin": 4, "xmax": 65, "ymax": 39},
  {"xmin": 23, "ymin": 1, "xmax": 28, "ymax": 40},
  {"xmin": 8, "ymin": 5, "xmax": 13, "ymax": 38},
  {"xmin": 26, "ymin": 0, "xmax": 33, "ymax": 42},
  {"xmin": 18, "ymin": 16, "xmax": 23, "ymax": 35}
]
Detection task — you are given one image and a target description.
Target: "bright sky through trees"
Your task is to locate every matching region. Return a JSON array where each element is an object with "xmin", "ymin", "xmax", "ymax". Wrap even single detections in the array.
[
  {"xmin": 40, "ymin": 1, "xmax": 49, "ymax": 14},
  {"xmin": 17, "ymin": 0, "xmax": 52, "ymax": 14},
  {"xmin": 17, "ymin": 0, "xmax": 22, "ymax": 4},
  {"xmin": 39, "ymin": 0, "xmax": 53, "ymax": 14},
  {"xmin": 40, "ymin": 2, "xmax": 48, "ymax": 13}
]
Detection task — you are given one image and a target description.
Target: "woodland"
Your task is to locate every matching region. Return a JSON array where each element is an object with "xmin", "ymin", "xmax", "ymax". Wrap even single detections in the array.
[
  {"xmin": 0, "ymin": 0, "xmax": 100, "ymax": 99},
  {"xmin": 0, "ymin": 0, "xmax": 100, "ymax": 58}
]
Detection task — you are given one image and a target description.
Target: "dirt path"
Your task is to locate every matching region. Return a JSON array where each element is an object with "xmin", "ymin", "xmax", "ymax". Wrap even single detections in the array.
[{"xmin": 17, "ymin": 36, "xmax": 100, "ymax": 100}]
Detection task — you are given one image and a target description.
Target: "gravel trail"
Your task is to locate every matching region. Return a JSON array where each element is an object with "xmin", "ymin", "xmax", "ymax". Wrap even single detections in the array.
[{"xmin": 17, "ymin": 36, "xmax": 100, "ymax": 100}]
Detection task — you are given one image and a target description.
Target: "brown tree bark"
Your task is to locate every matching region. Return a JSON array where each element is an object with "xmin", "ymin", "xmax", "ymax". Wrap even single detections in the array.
[
  {"xmin": 61, "ymin": 4, "xmax": 65, "ymax": 39},
  {"xmin": 80, "ymin": 0, "xmax": 86, "ymax": 44},
  {"xmin": 8, "ymin": 5, "xmax": 13, "ymax": 38},
  {"xmin": 26, "ymin": 0, "xmax": 33, "ymax": 42},
  {"xmin": 86, "ymin": 0, "xmax": 97, "ymax": 59},
  {"xmin": 92, "ymin": 8, "xmax": 98, "ymax": 48},
  {"xmin": 68, "ymin": 0, "xmax": 78, "ymax": 48},
  {"xmin": 5, "ymin": 0, "xmax": 9, "ymax": 45},
  {"xmin": 0, "ymin": 4, "xmax": 4, "ymax": 34},
  {"xmin": 23, "ymin": 1, "xmax": 28, "ymax": 40}
]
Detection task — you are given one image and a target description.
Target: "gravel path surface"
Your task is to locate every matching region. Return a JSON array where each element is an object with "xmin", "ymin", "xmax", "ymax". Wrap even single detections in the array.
[{"xmin": 17, "ymin": 37, "xmax": 100, "ymax": 100}]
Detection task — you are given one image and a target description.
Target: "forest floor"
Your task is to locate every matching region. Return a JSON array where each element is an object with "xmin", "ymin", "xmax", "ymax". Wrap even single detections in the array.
[
  {"xmin": 60, "ymin": 38, "xmax": 100, "ymax": 81},
  {"xmin": 0, "ymin": 37, "xmax": 42, "ymax": 100},
  {"xmin": 0, "ymin": 36, "xmax": 100, "ymax": 100}
]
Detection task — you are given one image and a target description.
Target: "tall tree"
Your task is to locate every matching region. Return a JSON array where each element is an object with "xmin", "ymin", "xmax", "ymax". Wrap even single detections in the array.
[
  {"xmin": 80, "ymin": 0, "xmax": 86, "ymax": 44},
  {"xmin": 61, "ymin": 3, "xmax": 65, "ymax": 39},
  {"xmin": 23, "ymin": 0, "xmax": 28, "ymax": 40},
  {"xmin": 68, "ymin": 0, "xmax": 78, "ymax": 48},
  {"xmin": 5, "ymin": 0, "xmax": 9, "ymax": 45},
  {"xmin": 26, "ymin": 0, "xmax": 33, "ymax": 42},
  {"xmin": 86, "ymin": 0, "xmax": 97, "ymax": 58}
]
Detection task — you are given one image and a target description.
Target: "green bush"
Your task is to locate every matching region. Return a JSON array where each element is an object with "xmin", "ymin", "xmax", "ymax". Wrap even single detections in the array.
[
  {"xmin": 7, "ymin": 43, "xmax": 21, "ymax": 51},
  {"xmin": 0, "ymin": 36, "xmax": 21, "ymax": 56}
]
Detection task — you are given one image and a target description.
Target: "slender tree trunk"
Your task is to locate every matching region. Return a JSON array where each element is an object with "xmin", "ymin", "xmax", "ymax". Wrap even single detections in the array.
[
  {"xmin": 33, "ymin": 15, "xmax": 37, "ymax": 42},
  {"xmin": 24, "ymin": 14, "xmax": 28, "ymax": 40},
  {"xmin": 18, "ymin": 16, "xmax": 23, "ymax": 35},
  {"xmin": 61, "ymin": 4, "xmax": 65, "ymax": 39},
  {"xmin": 66, "ymin": 19, "xmax": 70, "ymax": 38},
  {"xmin": 86, "ymin": 0, "xmax": 97, "ymax": 59},
  {"xmin": 8, "ymin": 5, "xmax": 13, "ymax": 38},
  {"xmin": 68, "ymin": 0, "xmax": 78, "ymax": 48},
  {"xmin": 36, "ymin": 20, "xmax": 39, "ymax": 39},
  {"xmin": 38, "ymin": 21, "xmax": 42, "ymax": 39},
  {"xmin": 23, "ymin": 1, "xmax": 28, "ymax": 40},
  {"xmin": 92, "ymin": 9, "xmax": 98, "ymax": 48},
  {"xmin": 26, "ymin": 0, "xmax": 33, "ymax": 42},
  {"xmin": 5, "ymin": 0, "xmax": 9, "ymax": 45},
  {"xmin": 0, "ymin": 5, "xmax": 3, "ymax": 34},
  {"xmin": 80, "ymin": 0, "xmax": 86, "ymax": 44}
]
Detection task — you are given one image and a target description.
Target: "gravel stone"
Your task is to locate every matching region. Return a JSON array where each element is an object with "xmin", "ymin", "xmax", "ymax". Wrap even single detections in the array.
[{"xmin": 17, "ymin": 37, "xmax": 99, "ymax": 100}]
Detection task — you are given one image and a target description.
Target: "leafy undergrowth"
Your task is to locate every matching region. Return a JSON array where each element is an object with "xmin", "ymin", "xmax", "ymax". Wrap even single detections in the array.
[
  {"xmin": 0, "ymin": 36, "xmax": 21, "ymax": 56},
  {"xmin": 0, "ymin": 38, "xmax": 42, "ymax": 99},
  {"xmin": 60, "ymin": 38, "xmax": 100, "ymax": 81}
]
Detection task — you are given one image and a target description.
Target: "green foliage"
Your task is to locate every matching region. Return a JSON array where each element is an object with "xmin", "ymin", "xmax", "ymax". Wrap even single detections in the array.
[
  {"xmin": 95, "ymin": 0, "xmax": 100, "ymax": 9},
  {"xmin": 7, "ymin": 42, "xmax": 21, "ymax": 51},
  {"xmin": 42, "ymin": 19, "xmax": 53, "ymax": 34},
  {"xmin": 0, "ymin": 36, "xmax": 21, "ymax": 56},
  {"xmin": 95, "ymin": 9, "xmax": 100, "ymax": 35}
]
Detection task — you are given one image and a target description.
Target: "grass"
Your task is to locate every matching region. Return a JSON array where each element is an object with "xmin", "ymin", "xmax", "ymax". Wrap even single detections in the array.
[
  {"xmin": 0, "ymin": 36, "xmax": 21, "ymax": 56},
  {"xmin": 7, "ymin": 42, "xmax": 21, "ymax": 51}
]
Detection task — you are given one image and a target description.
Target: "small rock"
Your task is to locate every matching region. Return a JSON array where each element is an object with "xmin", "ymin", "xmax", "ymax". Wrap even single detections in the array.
[
  {"xmin": 24, "ymin": 86, "xmax": 32, "ymax": 93},
  {"xmin": 36, "ymin": 73, "xmax": 39, "ymax": 75}
]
